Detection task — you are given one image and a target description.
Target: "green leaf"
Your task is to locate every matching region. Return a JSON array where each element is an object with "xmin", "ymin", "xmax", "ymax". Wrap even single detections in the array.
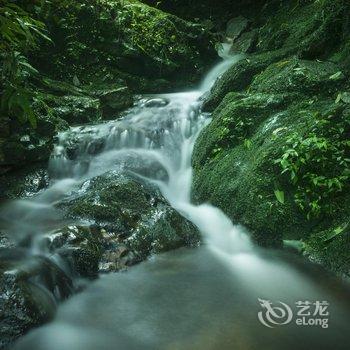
[
  {"xmin": 19, "ymin": 60, "xmax": 39, "ymax": 74},
  {"xmin": 329, "ymin": 71, "xmax": 344, "ymax": 81},
  {"xmin": 274, "ymin": 189, "xmax": 285, "ymax": 204}
]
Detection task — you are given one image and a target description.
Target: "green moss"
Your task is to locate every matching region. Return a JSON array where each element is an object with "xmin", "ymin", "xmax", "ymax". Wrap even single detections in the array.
[
  {"xmin": 37, "ymin": 0, "xmax": 216, "ymax": 91},
  {"xmin": 202, "ymin": 48, "xmax": 294, "ymax": 112},
  {"xmin": 257, "ymin": 0, "xmax": 349, "ymax": 59},
  {"xmin": 63, "ymin": 173, "xmax": 153, "ymax": 232},
  {"xmin": 250, "ymin": 58, "xmax": 345, "ymax": 95},
  {"xmin": 194, "ymin": 90, "xmax": 350, "ymax": 249},
  {"xmin": 305, "ymin": 220, "xmax": 350, "ymax": 277}
]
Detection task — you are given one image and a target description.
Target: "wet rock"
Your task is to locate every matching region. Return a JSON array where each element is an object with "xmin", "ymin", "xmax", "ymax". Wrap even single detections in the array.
[
  {"xmin": 127, "ymin": 206, "xmax": 200, "ymax": 262},
  {"xmin": 250, "ymin": 58, "xmax": 345, "ymax": 96},
  {"xmin": 202, "ymin": 48, "xmax": 293, "ymax": 112},
  {"xmin": 193, "ymin": 52, "xmax": 350, "ymax": 265},
  {"xmin": 0, "ymin": 252, "xmax": 73, "ymax": 348},
  {"xmin": 37, "ymin": 0, "xmax": 216, "ymax": 92},
  {"xmin": 256, "ymin": 0, "xmax": 350, "ymax": 60},
  {"xmin": 48, "ymin": 225, "xmax": 104, "ymax": 279},
  {"xmin": 96, "ymin": 86, "xmax": 133, "ymax": 119},
  {"xmin": 57, "ymin": 171, "xmax": 200, "ymax": 265},
  {"xmin": 0, "ymin": 233, "xmax": 14, "ymax": 249},
  {"xmin": 0, "ymin": 163, "xmax": 49, "ymax": 201},
  {"xmin": 52, "ymin": 95, "xmax": 101, "ymax": 125},
  {"xmin": 0, "ymin": 107, "xmax": 68, "ymax": 172}
]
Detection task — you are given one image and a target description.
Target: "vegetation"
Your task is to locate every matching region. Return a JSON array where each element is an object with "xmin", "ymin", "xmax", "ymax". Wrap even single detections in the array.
[
  {"xmin": 0, "ymin": 0, "xmax": 51, "ymax": 128},
  {"xmin": 276, "ymin": 107, "xmax": 350, "ymax": 218}
]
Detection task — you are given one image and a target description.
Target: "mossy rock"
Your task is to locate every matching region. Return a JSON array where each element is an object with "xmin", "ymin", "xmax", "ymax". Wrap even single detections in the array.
[
  {"xmin": 127, "ymin": 206, "xmax": 200, "ymax": 261},
  {"xmin": 36, "ymin": 0, "xmax": 217, "ymax": 91},
  {"xmin": 39, "ymin": 79, "xmax": 133, "ymax": 123},
  {"xmin": 193, "ymin": 86, "xmax": 350, "ymax": 252},
  {"xmin": 48, "ymin": 225, "xmax": 104, "ymax": 278},
  {"xmin": 194, "ymin": 92, "xmax": 311, "ymax": 246},
  {"xmin": 305, "ymin": 220, "xmax": 350, "ymax": 278},
  {"xmin": 58, "ymin": 171, "xmax": 200, "ymax": 261},
  {"xmin": 202, "ymin": 48, "xmax": 294, "ymax": 112},
  {"xmin": 0, "ymin": 113, "xmax": 68, "ymax": 169},
  {"xmin": 256, "ymin": 0, "xmax": 350, "ymax": 60},
  {"xmin": 250, "ymin": 58, "xmax": 345, "ymax": 96}
]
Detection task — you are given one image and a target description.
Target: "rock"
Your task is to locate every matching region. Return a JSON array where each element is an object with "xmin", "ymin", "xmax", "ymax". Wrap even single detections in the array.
[
  {"xmin": 192, "ymin": 51, "xmax": 350, "ymax": 273},
  {"xmin": 193, "ymin": 92, "xmax": 297, "ymax": 246},
  {"xmin": 226, "ymin": 16, "xmax": 250, "ymax": 39},
  {"xmin": 202, "ymin": 48, "xmax": 293, "ymax": 112},
  {"xmin": 97, "ymin": 87, "xmax": 133, "ymax": 119},
  {"xmin": 256, "ymin": 0, "xmax": 350, "ymax": 60},
  {"xmin": 250, "ymin": 58, "xmax": 345, "ymax": 96},
  {"xmin": 0, "ymin": 163, "xmax": 49, "ymax": 201},
  {"xmin": 0, "ymin": 113, "xmax": 68, "ymax": 170},
  {"xmin": 127, "ymin": 205, "xmax": 200, "ymax": 262},
  {"xmin": 230, "ymin": 30, "xmax": 258, "ymax": 54},
  {"xmin": 51, "ymin": 95, "xmax": 101, "ymax": 125},
  {"xmin": 37, "ymin": 0, "xmax": 217, "ymax": 92},
  {"xmin": 0, "ymin": 252, "xmax": 73, "ymax": 348},
  {"xmin": 305, "ymin": 224, "xmax": 350, "ymax": 278},
  {"xmin": 57, "ymin": 171, "xmax": 200, "ymax": 264},
  {"xmin": 48, "ymin": 225, "xmax": 104, "ymax": 279}
]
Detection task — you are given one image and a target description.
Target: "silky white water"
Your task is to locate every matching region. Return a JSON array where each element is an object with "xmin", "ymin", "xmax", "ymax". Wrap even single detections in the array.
[{"xmin": 2, "ymin": 52, "xmax": 350, "ymax": 350}]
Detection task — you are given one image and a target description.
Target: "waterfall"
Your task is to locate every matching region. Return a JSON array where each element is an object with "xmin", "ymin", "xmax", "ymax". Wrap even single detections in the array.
[
  {"xmin": 46, "ymin": 54, "xmax": 250, "ymax": 260},
  {"xmin": 7, "ymin": 53, "xmax": 350, "ymax": 350}
]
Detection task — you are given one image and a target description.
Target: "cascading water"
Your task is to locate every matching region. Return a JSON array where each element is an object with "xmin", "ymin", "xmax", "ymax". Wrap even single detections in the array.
[{"xmin": 2, "ymin": 52, "xmax": 350, "ymax": 350}]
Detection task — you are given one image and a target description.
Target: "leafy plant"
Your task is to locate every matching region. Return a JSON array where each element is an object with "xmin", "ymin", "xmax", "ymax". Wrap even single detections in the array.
[
  {"xmin": 275, "ymin": 108, "xmax": 350, "ymax": 218},
  {"xmin": 0, "ymin": 1, "xmax": 51, "ymax": 127}
]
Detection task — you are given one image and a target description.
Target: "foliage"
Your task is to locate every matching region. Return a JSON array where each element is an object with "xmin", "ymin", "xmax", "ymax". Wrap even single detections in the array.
[
  {"xmin": 0, "ymin": 0, "xmax": 51, "ymax": 127},
  {"xmin": 275, "ymin": 107, "xmax": 350, "ymax": 218}
]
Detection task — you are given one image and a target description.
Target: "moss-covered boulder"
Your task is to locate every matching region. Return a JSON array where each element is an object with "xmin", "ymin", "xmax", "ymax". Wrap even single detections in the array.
[
  {"xmin": 36, "ymin": 0, "xmax": 217, "ymax": 92},
  {"xmin": 58, "ymin": 171, "xmax": 200, "ymax": 263},
  {"xmin": 256, "ymin": 0, "xmax": 350, "ymax": 60},
  {"xmin": 40, "ymin": 78, "xmax": 134, "ymax": 123},
  {"xmin": 193, "ymin": 55, "xmax": 350, "ymax": 275},
  {"xmin": 202, "ymin": 49, "xmax": 293, "ymax": 112},
  {"xmin": 250, "ymin": 58, "xmax": 345, "ymax": 95},
  {"xmin": 203, "ymin": 0, "xmax": 350, "ymax": 112},
  {"xmin": 47, "ymin": 225, "xmax": 105, "ymax": 278}
]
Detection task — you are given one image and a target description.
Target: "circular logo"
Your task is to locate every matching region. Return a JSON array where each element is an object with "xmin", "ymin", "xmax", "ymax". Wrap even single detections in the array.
[{"xmin": 258, "ymin": 298, "xmax": 293, "ymax": 328}]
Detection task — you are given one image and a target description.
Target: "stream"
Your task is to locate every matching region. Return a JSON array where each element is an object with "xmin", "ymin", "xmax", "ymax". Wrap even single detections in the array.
[{"xmin": 2, "ymin": 53, "xmax": 350, "ymax": 350}]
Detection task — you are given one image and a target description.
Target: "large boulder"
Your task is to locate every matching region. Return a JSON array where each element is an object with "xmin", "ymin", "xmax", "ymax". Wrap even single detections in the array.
[
  {"xmin": 57, "ymin": 171, "xmax": 200, "ymax": 266},
  {"xmin": 202, "ymin": 48, "xmax": 293, "ymax": 112},
  {"xmin": 37, "ymin": 0, "xmax": 217, "ymax": 92},
  {"xmin": 193, "ymin": 56, "xmax": 350, "ymax": 276},
  {"xmin": 250, "ymin": 58, "xmax": 345, "ymax": 95},
  {"xmin": 40, "ymin": 78, "xmax": 134, "ymax": 123}
]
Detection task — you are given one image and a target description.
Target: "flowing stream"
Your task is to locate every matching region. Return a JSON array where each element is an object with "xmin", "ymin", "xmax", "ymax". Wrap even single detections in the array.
[{"xmin": 1, "ymin": 53, "xmax": 350, "ymax": 350}]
